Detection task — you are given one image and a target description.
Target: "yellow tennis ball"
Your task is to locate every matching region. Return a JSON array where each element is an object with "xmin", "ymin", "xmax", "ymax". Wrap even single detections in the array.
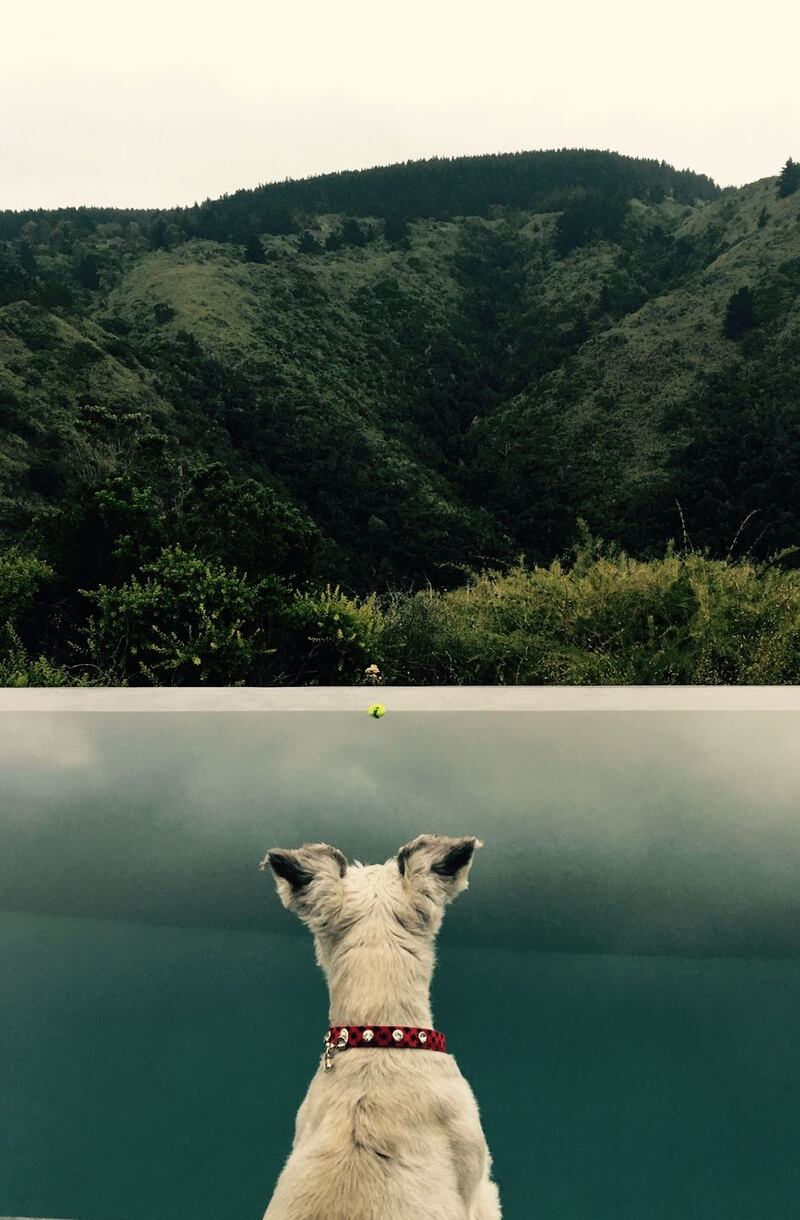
[{"xmin": 368, "ymin": 703, "xmax": 387, "ymax": 718}]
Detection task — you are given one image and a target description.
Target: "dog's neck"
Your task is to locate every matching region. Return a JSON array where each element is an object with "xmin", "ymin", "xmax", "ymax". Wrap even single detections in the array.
[{"xmin": 322, "ymin": 937, "xmax": 436, "ymax": 1027}]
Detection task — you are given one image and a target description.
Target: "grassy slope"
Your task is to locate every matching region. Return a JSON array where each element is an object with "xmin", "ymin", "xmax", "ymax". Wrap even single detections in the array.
[
  {"xmin": 101, "ymin": 221, "xmax": 512, "ymax": 584},
  {"xmin": 2, "ymin": 173, "xmax": 798, "ymax": 578},
  {"xmin": 473, "ymin": 178, "xmax": 800, "ymax": 547},
  {"xmin": 0, "ymin": 302, "xmax": 172, "ymax": 525}
]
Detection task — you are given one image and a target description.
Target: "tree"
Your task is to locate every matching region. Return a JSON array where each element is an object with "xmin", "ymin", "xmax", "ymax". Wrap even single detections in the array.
[
  {"xmin": 174, "ymin": 463, "xmax": 320, "ymax": 578},
  {"xmin": 147, "ymin": 217, "xmax": 182, "ymax": 250},
  {"xmin": 148, "ymin": 217, "xmax": 169, "ymax": 249},
  {"xmin": 298, "ymin": 230, "xmax": 321, "ymax": 254},
  {"xmin": 776, "ymin": 157, "xmax": 800, "ymax": 198},
  {"xmin": 73, "ymin": 249, "xmax": 100, "ymax": 290},
  {"xmin": 260, "ymin": 204, "xmax": 297, "ymax": 236},
  {"xmin": 153, "ymin": 302, "xmax": 176, "ymax": 325},
  {"xmin": 16, "ymin": 239, "xmax": 37, "ymax": 274},
  {"xmin": 83, "ymin": 546, "xmax": 289, "ymax": 685},
  {"xmin": 341, "ymin": 218, "xmax": 367, "ymax": 248},
  {"xmin": 555, "ymin": 192, "xmax": 629, "ymax": 256},
  {"xmin": 244, "ymin": 233, "xmax": 266, "ymax": 263},
  {"xmin": 384, "ymin": 215, "xmax": 410, "ymax": 245},
  {"xmin": 723, "ymin": 286, "xmax": 757, "ymax": 340},
  {"xmin": 0, "ymin": 247, "xmax": 30, "ymax": 305}
]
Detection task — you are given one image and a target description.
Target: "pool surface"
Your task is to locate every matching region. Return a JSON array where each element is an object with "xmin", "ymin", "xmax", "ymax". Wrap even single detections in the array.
[{"xmin": 2, "ymin": 709, "xmax": 799, "ymax": 1219}]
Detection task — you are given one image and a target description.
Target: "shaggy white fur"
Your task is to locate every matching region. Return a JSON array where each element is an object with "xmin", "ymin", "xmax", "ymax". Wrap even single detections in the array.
[{"xmin": 260, "ymin": 834, "xmax": 502, "ymax": 1220}]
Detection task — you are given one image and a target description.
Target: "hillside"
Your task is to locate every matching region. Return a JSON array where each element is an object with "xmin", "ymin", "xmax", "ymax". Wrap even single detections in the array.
[{"xmin": 1, "ymin": 148, "xmax": 799, "ymax": 682}]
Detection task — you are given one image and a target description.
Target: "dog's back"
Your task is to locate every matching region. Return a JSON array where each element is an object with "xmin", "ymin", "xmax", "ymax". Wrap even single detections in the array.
[{"xmin": 263, "ymin": 1050, "xmax": 499, "ymax": 1220}]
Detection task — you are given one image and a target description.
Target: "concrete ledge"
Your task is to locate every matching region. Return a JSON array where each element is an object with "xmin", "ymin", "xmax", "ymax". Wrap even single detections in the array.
[{"xmin": 1, "ymin": 685, "xmax": 800, "ymax": 712}]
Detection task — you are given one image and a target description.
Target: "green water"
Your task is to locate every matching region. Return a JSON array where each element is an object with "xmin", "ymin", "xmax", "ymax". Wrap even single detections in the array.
[
  {"xmin": 2, "ymin": 710, "xmax": 800, "ymax": 1218},
  {"xmin": 2, "ymin": 910, "xmax": 799, "ymax": 1220}
]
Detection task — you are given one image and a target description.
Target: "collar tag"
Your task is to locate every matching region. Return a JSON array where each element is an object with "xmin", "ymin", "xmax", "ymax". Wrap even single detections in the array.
[{"xmin": 323, "ymin": 1028, "xmax": 349, "ymax": 1071}]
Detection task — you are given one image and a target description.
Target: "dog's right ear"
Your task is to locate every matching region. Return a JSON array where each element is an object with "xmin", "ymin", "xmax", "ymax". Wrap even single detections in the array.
[
  {"xmin": 396, "ymin": 834, "xmax": 483, "ymax": 905},
  {"xmin": 259, "ymin": 842, "xmax": 348, "ymax": 919}
]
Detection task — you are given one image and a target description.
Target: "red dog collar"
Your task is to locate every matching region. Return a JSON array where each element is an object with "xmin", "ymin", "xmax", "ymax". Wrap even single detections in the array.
[{"xmin": 324, "ymin": 1025, "xmax": 446, "ymax": 1069}]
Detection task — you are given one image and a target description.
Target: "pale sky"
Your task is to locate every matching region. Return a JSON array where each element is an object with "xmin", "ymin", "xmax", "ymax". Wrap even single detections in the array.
[{"xmin": 2, "ymin": 0, "xmax": 799, "ymax": 210}]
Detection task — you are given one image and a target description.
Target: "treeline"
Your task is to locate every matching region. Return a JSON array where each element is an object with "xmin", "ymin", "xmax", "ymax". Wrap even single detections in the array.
[
  {"xmin": 178, "ymin": 149, "xmax": 720, "ymax": 244},
  {"xmin": 3, "ymin": 542, "xmax": 800, "ymax": 686},
  {"xmin": 0, "ymin": 148, "xmax": 720, "ymax": 246}
]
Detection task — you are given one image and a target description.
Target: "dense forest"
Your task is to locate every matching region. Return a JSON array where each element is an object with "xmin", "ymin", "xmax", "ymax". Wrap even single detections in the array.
[{"xmin": 1, "ymin": 149, "xmax": 799, "ymax": 684}]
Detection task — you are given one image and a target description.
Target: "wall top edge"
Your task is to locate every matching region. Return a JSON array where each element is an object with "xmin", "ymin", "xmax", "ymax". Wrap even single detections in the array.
[{"xmin": 1, "ymin": 686, "xmax": 799, "ymax": 712}]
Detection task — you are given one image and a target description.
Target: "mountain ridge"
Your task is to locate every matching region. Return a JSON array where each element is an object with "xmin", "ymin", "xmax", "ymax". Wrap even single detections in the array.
[
  {"xmin": 1, "ymin": 147, "xmax": 720, "ymax": 235},
  {"xmin": 1, "ymin": 147, "xmax": 798, "ymax": 681}
]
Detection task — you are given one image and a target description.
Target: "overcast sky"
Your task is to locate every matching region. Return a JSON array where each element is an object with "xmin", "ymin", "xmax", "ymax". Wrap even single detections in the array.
[
  {"xmin": 2, "ymin": 710, "xmax": 800, "ymax": 955},
  {"xmin": 2, "ymin": 0, "xmax": 798, "ymax": 211}
]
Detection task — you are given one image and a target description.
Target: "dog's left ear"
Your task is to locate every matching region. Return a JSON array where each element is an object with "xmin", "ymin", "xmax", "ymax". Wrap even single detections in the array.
[
  {"xmin": 259, "ymin": 842, "xmax": 348, "ymax": 919},
  {"xmin": 396, "ymin": 834, "xmax": 483, "ymax": 903}
]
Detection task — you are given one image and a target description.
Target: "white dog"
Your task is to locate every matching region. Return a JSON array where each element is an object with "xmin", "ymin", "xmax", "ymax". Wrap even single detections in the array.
[{"xmin": 259, "ymin": 834, "xmax": 502, "ymax": 1220}]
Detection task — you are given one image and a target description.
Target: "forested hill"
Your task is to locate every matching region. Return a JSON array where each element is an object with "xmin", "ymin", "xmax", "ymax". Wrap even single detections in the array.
[
  {"xmin": 1, "ymin": 148, "xmax": 799, "ymax": 683},
  {"xmin": 0, "ymin": 149, "xmax": 719, "ymax": 241}
]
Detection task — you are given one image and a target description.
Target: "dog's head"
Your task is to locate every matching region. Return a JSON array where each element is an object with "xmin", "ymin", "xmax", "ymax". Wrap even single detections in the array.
[{"xmin": 260, "ymin": 834, "xmax": 482, "ymax": 947}]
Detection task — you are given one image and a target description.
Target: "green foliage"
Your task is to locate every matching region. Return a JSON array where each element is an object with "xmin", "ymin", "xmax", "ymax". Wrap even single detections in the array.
[
  {"xmin": 80, "ymin": 550, "xmax": 385, "ymax": 686},
  {"xmin": 153, "ymin": 301, "xmax": 176, "ymax": 324},
  {"xmin": 659, "ymin": 343, "xmax": 800, "ymax": 559},
  {"xmin": 0, "ymin": 245, "xmax": 33, "ymax": 305},
  {"xmin": 0, "ymin": 624, "xmax": 91, "ymax": 687},
  {"xmin": 777, "ymin": 157, "xmax": 800, "ymax": 199},
  {"xmin": 555, "ymin": 192, "xmax": 629, "ymax": 255},
  {"xmin": 73, "ymin": 249, "xmax": 101, "ymax": 290},
  {"xmin": 723, "ymin": 286, "xmax": 757, "ymax": 339},
  {"xmin": 83, "ymin": 546, "xmax": 288, "ymax": 685},
  {"xmin": 176, "ymin": 150, "xmax": 718, "ymax": 243},
  {"xmin": 0, "ymin": 151, "xmax": 720, "ymax": 248},
  {"xmin": 173, "ymin": 463, "xmax": 320, "ymax": 579},
  {"xmin": 298, "ymin": 230, "xmax": 322, "ymax": 254},
  {"xmin": 5, "ymin": 540, "xmax": 800, "ymax": 685},
  {"xmin": 244, "ymin": 233, "xmax": 266, "ymax": 263},
  {"xmin": 377, "ymin": 548, "xmax": 800, "ymax": 685},
  {"xmin": 0, "ymin": 548, "xmax": 54, "ymax": 627},
  {"xmin": 340, "ymin": 218, "xmax": 368, "ymax": 248},
  {"xmin": 384, "ymin": 215, "xmax": 411, "ymax": 245},
  {"xmin": 288, "ymin": 584, "xmax": 383, "ymax": 680},
  {"xmin": 259, "ymin": 204, "xmax": 297, "ymax": 236},
  {"xmin": 1, "ymin": 151, "xmax": 798, "ymax": 687},
  {"xmin": 325, "ymin": 218, "xmax": 372, "ymax": 251}
]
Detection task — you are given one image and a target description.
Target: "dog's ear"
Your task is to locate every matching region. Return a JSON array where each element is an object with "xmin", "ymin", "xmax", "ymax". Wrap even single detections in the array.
[
  {"xmin": 260, "ymin": 842, "xmax": 348, "ymax": 919},
  {"xmin": 396, "ymin": 834, "xmax": 482, "ymax": 903}
]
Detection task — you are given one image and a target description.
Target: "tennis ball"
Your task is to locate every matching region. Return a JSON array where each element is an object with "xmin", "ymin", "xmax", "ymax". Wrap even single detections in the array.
[{"xmin": 368, "ymin": 703, "xmax": 387, "ymax": 718}]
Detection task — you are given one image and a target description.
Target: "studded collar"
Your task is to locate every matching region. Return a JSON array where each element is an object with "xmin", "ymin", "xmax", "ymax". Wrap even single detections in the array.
[{"xmin": 324, "ymin": 1024, "xmax": 447, "ymax": 1070}]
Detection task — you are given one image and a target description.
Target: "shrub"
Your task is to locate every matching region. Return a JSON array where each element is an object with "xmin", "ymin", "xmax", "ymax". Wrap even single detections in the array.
[
  {"xmin": 0, "ymin": 549, "xmax": 54, "ymax": 627},
  {"xmin": 82, "ymin": 546, "xmax": 288, "ymax": 685},
  {"xmin": 0, "ymin": 625, "xmax": 90, "ymax": 687},
  {"xmin": 288, "ymin": 584, "xmax": 384, "ymax": 682},
  {"xmin": 6, "ymin": 539, "xmax": 800, "ymax": 687},
  {"xmin": 376, "ymin": 545, "xmax": 800, "ymax": 685}
]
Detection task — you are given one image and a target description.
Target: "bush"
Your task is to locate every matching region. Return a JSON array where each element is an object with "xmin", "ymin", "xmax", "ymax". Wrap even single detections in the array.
[
  {"xmin": 6, "ymin": 539, "xmax": 800, "ymax": 687},
  {"xmin": 0, "ymin": 625, "xmax": 90, "ymax": 687},
  {"xmin": 376, "ymin": 545, "xmax": 800, "ymax": 684},
  {"xmin": 287, "ymin": 584, "xmax": 384, "ymax": 682},
  {"xmin": 82, "ymin": 546, "xmax": 289, "ymax": 685},
  {"xmin": 0, "ymin": 549, "xmax": 54, "ymax": 627}
]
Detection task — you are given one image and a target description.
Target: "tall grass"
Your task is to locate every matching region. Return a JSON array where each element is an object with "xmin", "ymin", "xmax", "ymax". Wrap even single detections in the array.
[
  {"xmin": 376, "ymin": 549, "xmax": 800, "ymax": 685},
  {"xmin": 3, "ymin": 542, "xmax": 800, "ymax": 685}
]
